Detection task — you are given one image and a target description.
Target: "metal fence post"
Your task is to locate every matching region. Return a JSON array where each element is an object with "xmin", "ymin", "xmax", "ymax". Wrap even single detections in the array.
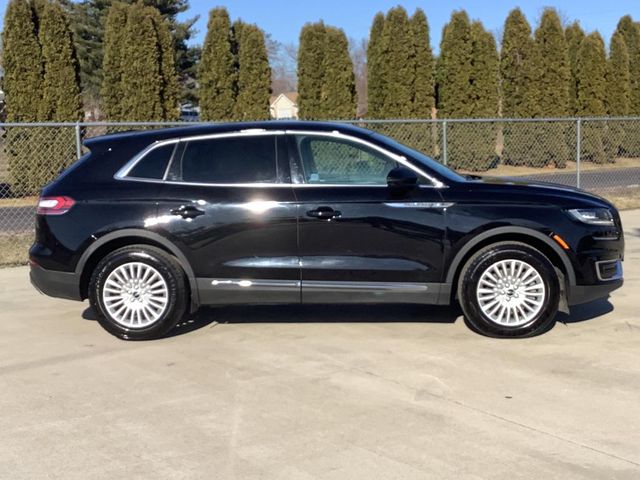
[
  {"xmin": 442, "ymin": 120, "xmax": 448, "ymax": 166},
  {"xmin": 576, "ymin": 118, "xmax": 581, "ymax": 189},
  {"xmin": 75, "ymin": 122, "xmax": 82, "ymax": 161}
]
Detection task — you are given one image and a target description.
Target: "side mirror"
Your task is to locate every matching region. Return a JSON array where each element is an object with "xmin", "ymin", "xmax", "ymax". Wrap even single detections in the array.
[{"xmin": 387, "ymin": 166, "xmax": 418, "ymax": 191}]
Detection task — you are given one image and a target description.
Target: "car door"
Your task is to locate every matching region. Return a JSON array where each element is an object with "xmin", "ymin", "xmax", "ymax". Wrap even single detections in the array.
[
  {"xmin": 154, "ymin": 131, "xmax": 300, "ymax": 305},
  {"xmin": 288, "ymin": 131, "xmax": 448, "ymax": 304}
]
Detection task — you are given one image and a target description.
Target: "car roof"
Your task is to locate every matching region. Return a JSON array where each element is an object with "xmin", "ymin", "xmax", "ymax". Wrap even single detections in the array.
[{"xmin": 84, "ymin": 121, "xmax": 376, "ymax": 153}]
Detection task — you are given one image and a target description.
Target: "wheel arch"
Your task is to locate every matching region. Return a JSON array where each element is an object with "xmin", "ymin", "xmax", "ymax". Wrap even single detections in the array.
[
  {"xmin": 76, "ymin": 229, "xmax": 199, "ymax": 310},
  {"xmin": 445, "ymin": 227, "xmax": 575, "ymax": 298}
]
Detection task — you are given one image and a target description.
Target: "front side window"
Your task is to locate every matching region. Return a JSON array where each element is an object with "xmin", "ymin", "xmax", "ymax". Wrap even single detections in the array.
[
  {"xmin": 294, "ymin": 134, "xmax": 397, "ymax": 185},
  {"xmin": 172, "ymin": 135, "xmax": 278, "ymax": 184},
  {"xmin": 128, "ymin": 143, "xmax": 175, "ymax": 179}
]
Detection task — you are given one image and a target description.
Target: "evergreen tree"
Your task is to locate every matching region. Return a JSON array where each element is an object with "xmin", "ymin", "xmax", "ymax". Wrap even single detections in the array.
[
  {"xmin": 500, "ymin": 8, "xmax": 543, "ymax": 166},
  {"xmin": 297, "ymin": 22, "xmax": 327, "ymax": 119},
  {"xmin": 100, "ymin": 2, "xmax": 128, "ymax": 120},
  {"xmin": 410, "ymin": 8, "xmax": 434, "ymax": 117},
  {"xmin": 576, "ymin": 32, "xmax": 608, "ymax": 163},
  {"xmin": 607, "ymin": 32, "xmax": 631, "ymax": 116},
  {"xmin": 614, "ymin": 16, "xmax": 640, "ymax": 156},
  {"xmin": 366, "ymin": 12, "xmax": 385, "ymax": 118},
  {"xmin": 605, "ymin": 32, "xmax": 630, "ymax": 159},
  {"xmin": 533, "ymin": 8, "xmax": 571, "ymax": 167},
  {"xmin": 2, "ymin": 0, "xmax": 45, "ymax": 195},
  {"xmin": 198, "ymin": 7, "xmax": 236, "ymax": 120},
  {"xmin": 565, "ymin": 21, "xmax": 585, "ymax": 115},
  {"xmin": 148, "ymin": 6, "xmax": 180, "ymax": 120},
  {"xmin": 233, "ymin": 24, "xmax": 271, "ymax": 120},
  {"xmin": 378, "ymin": 6, "xmax": 414, "ymax": 118},
  {"xmin": 615, "ymin": 16, "xmax": 640, "ymax": 114},
  {"xmin": 120, "ymin": 2, "xmax": 163, "ymax": 120},
  {"xmin": 38, "ymin": 0, "xmax": 83, "ymax": 121},
  {"xmin": 2, "ymin": 0, "xmax": 43, "ymax": 122},
  {"xmin": 320, "ymin": 26, "xmax": 356, "ymax": 120}
]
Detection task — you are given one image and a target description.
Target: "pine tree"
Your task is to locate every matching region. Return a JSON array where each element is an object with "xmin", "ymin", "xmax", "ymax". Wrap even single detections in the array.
[
  {"xmin": 320, "ymin": 26, "xmax": 356, "ymax": 120},
  {"xmin": 410, "ymin": 8, "xmax": 434, "ymax": 118},
  {"xmin": 120, "ymin": 2, "xmax": 163, "ymax": 120},
  {"xmin": 101, "ymin": 2, "xmax": 128, "ymax": 120},
  {"xmin": 565, "ymin": 21, "xmax": 585, "ymax": 115},
  {"xmin": 233, "ymin": 24, "xmax": 271, "ymax": 120},
  {"xmin": 605, "ymin": 32, "xmax": 630, "ymax": 159},
  {"xmin": 38, "ymin": 0, "xmax": 83, "ymax": 121},
  {"xmin": 2, "ymin": 0, "xmax": 43, "ymax": 122},
  {"xmin": 378, "ymin": 6, "xmax": 414, "ymax": 118},
  {"xmin": 576, "ymin": 32, "xmax": 608, "ymax": 163},
  {"xmin": 500, "ymin": 8, "xmax": 543, "ymax": 166},
  {"xmin": 198, "ymin": 7, "xmax": 236, "ymax": 120},
  {"xmin": 148, "ymin": 6, "xmax": 180, "ymax": 120},
  {"xmin": 533, "ymin": 8, "xmax": 571, "ymax": 167},
  {"xmin": 366, "ymin": 12, "xmax": 385, "ymax": 118},
  {"xmin": 297, "ymin": 22, "xmax": 327, "ymax": 119}
]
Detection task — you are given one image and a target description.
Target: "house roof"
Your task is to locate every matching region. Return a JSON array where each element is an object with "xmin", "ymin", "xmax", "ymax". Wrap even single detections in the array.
[{"xmin": 270, "ymin": 91, "xmax": 298, "ymax": 106}]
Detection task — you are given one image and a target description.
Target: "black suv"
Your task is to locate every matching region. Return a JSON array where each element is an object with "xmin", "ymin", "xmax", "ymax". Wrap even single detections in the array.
[{"xmin": 29, "ymin": 122, "xmax": 624, "ymax": 340}]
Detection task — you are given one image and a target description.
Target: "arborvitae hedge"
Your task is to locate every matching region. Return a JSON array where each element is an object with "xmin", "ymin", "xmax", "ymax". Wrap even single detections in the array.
[
  {"xmin": 577, "ymin": 32, "xmax": 608, "ymax": 163},
  {"xmin": 38, "ymin": 0, "xmax": 82, "ymax": 122},
  {"xmin": 606, "ymin": 32, "xmax": 631, "ymax": 158},
  {"xmin": 410, "ymin": 9, "xmax": 434, "ymax": 118},
  {"xmin": 614, "ymin": 16, "xmax": 640, "ymax": 156},
  {"xmin": 366, "ymin": 13, "xmax": 385, "ymax": 119},
  {"xmin": 533, "ymin": 8, "xmax": 571, "ymax": 167},
  {"xmin": 297, "ymin": 22, "xmax": 327, "ymax": 120},
  {"xmin": 149, "ymin": 7, "xmax": 180, "ymax": 121},
  {"xmin": 198, "ymin": 7, "xmax": 236, "ymax": 121},
  {"xmin": 565, "ymin": 21, "xmax": 585, "ymax": 115},
  {"xmin": 2, "ymin": 0, "xmax": 43, "ymax": 122},
  {"xmin": 320, "ymin": 27, "xmax": 356, "ymax": 120},
  {"xmin": 233, "ymin": 24, "xmax": 271, "ymax": 121},
  {"xmin": 101, "ymin": 2, "xmax": 128, "ymax": 120}
]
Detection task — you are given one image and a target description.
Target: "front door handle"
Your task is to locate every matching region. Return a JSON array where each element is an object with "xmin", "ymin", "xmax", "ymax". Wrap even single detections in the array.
[
  {"xmin": 170, "ymin": 205, "xmax": 205, "ymax": 219},
  {"xmin": 307, "ymin": 206, "xmax": 341, "ymax": 220}
]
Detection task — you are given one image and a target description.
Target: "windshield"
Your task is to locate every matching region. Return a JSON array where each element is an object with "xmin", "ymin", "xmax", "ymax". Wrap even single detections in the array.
[{"xmin": 370, "ymin": 132, "xmax": 466, "ymax": 183}]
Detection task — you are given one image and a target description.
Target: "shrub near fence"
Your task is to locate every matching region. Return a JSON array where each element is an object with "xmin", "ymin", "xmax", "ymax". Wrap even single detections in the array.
[{"xmin": 0, "ymin": 118, "xmax": 639, "ymax": 266}]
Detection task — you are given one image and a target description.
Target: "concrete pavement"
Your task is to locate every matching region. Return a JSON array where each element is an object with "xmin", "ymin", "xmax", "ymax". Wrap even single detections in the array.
[{"xmin": 0, "ymin": 211, "xmax": 639, "ymax": 479}]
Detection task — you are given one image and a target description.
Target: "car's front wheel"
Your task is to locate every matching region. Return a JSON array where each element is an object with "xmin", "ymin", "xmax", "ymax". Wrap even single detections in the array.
[
  {"xmin": 458, "ymin": 241, "xmax": 560, "ymax": 338},
  {"xmin": 89, "ymin": 245, "xmax": 188, "ymax": 340}
]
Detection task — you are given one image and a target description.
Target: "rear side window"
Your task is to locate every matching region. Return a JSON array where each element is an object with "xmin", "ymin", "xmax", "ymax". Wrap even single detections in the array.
[
  {"xmin": 172, "ymin": 135, "xmax": 277, "ymax": 184},
  {"xmin": 128, "ymin": 143, "xmax": 175, "ymax": 179}
]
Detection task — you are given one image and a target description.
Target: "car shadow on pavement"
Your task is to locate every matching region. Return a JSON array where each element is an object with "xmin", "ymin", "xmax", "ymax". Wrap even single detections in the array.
[{"xmin": 556, "ymin": 297, "xmax": 614, "ymax": 324}]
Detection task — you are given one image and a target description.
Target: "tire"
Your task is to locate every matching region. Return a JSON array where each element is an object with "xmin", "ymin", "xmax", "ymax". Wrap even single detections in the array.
[
  {"xmin": 89, "ymin": 245, "xmax": 188, "ymax": 340},
  {"xmin": 457, "ymin": 241, "xmax": 560, "ymax": 338}
]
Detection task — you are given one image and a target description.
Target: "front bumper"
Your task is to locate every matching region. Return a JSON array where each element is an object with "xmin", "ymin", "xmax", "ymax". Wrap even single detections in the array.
[
  {"xmin": 30, "ymin": 264, "xmax": 82, "ymax": 301},
  {"xmin": 568, "ymin": 279, "xmax": 623, "ymax": 306}
]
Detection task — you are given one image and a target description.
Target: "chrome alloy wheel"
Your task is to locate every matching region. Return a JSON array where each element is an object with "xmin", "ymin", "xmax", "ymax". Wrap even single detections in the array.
[
  {"xmin": 476, "ymin": 259, "xmax": 546, "ymax": 327},
  {"xmin": 102, "ymin": 262, "xmax": 169, "ymax": 328}
]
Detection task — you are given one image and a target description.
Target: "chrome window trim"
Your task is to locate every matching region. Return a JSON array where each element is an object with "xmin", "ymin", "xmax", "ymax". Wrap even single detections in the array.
[
  {"xmin": 113, "ymin": 128, "xmax": 447, "ymax": 188},
  {"xmin": 286, "ymin": 129, "xmax": 445, "ymax": 188}
]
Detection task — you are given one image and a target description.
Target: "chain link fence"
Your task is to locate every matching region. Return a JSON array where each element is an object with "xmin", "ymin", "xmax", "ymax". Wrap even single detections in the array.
[{"xmin": 1, "ymin": 118, "xmax": 639, "ymax": 266}]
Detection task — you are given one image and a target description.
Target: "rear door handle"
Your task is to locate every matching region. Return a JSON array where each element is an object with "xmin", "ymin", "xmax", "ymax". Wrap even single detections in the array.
[
  {"xmin": 170, "ymin": 205, "xmax": 205, "ymax": 219},
  {"xmin": 307, "ymin": 206, "xmax": 341, "ymax": 220}
]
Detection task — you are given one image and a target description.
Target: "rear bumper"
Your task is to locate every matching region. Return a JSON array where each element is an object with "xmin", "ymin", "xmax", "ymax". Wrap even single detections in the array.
[
  {"xmin": 568, "ymin": 279, "xmax": 623, "ymax": 306},
  {"xmin": 30, "ymin": 264, "xmax": 82, "ymax": 301}
]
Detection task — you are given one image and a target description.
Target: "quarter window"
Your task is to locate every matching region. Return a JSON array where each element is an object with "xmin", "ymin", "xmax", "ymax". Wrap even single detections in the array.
[
  {"xmin": 294, "ymin": 135, "xmax": 397, "ymax": 185},
  {"xmin": 128, "ymin": 143, "xmax": 175, "ymax": 179},
  {"xmin": 173, "ymin": 135, "xmax": 278, "ymax": 184}
]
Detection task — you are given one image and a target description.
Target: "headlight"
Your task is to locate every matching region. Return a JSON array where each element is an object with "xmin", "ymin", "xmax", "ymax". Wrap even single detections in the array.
[{"xmin": 567, "ymin": 208, "xmax": 614, "ymax": 225}]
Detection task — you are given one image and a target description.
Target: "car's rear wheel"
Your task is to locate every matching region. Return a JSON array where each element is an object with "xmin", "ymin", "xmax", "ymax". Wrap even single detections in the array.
[
  {"xmin": 457, "ymin": 241, "xmax": 560, "ymax": 338},
  {"xmin": 89, "ymin": 245, "xmax": 187, "ymax": 340}
]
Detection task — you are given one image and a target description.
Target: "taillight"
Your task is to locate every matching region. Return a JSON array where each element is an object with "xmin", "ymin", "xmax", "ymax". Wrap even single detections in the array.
[{"xmin": 36, "ymin": 196, "xmax": 75, "ymax": 215}]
